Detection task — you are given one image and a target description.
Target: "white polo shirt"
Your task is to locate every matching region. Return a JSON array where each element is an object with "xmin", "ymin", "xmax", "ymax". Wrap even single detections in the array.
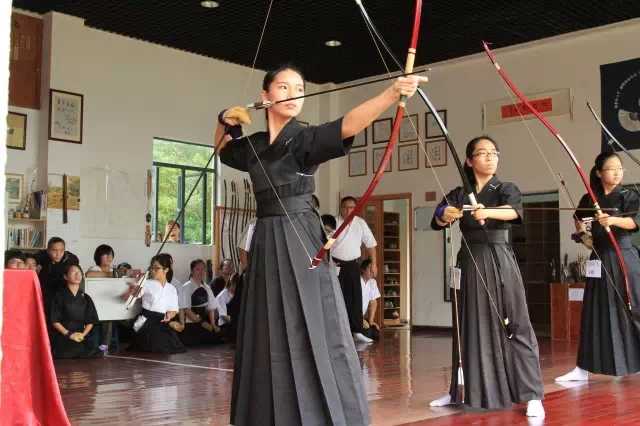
[
  {"xmin": 361, "ymin": 277, "xmax": 381, "ymax": 315},
  {"xmin": 331, "ymin": 216, "xmax": 377, "ymax": 261},
  {"xmin": 140, "ymin": 279, "xmax": 179, "ymax": 314}
]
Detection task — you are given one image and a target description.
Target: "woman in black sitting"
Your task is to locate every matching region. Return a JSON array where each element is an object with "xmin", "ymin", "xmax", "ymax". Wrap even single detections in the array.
[{"xmin": 50, "ymin": 264, "xmax": 101, "ymax": 358}]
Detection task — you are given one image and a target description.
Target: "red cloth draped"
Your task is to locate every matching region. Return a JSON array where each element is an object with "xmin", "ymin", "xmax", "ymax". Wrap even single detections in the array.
[{"xmin": 1, "ymin": 270, "xmax": 70, "ymax": 426}]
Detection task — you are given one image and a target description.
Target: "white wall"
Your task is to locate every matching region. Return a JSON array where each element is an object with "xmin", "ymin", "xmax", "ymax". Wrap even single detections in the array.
[
  {"xmin": 7, "ymin": 11, "xmax": 324, "ymax": 282},
  {"xmin": 6, "ymin": 9, "xmax": 639, "ymax": 318},
  {"xmin": 334, "ymin": 18, "xmax": 640, "ymax": 326}
]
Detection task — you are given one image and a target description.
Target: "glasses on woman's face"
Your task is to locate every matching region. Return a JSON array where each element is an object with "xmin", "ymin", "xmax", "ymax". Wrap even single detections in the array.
[
  {"xmin": 150, "ymin": 266, "xmax": 164, "ymax": 271},
  {"xmin": 472, "ymin": 150, "xmax": 500, "ymax": 159},
  {"xmin": 602, "ymin": 167, "xmax": 625, "ymax": 173}
]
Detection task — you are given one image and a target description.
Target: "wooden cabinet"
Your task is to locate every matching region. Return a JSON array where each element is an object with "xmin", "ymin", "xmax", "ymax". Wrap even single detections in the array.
[
  {"xmin": 512, "ymin": 193, "xmax": 560, "ymax": 337},
  {"xmin": 382, "ymin": 212, "xmax": 402, "ymax": 326},
  {"xmin": 362, "ymin": 196, "xmax": 411, "ymax": 328}
]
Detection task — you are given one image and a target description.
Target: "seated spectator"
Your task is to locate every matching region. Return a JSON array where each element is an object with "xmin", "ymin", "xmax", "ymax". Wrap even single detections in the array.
[
  {"xmin": 210, "ymin": 258, "xmax": 234, "ymax": 296},
  {"xmin": 360, "ymin": 259, "xmax": 381, "ymax": 341},
  {"xmin": 24, "ymin": 253, "xmax": 38, "ymax": 271},
  {"xmin": 164, "ymin": 220, "xmax": 181, "ymax": 242},
  {"xmin": 85, "ymin": 244, "xmax": 119, "ymax": 353},
  {"xmin": 216, "ymin": 276, "xmax": 235, "ymax": 327},
  {"xmin": 86, "ymin": 244, "xmax": 116, "ymax": 278},
  {"xmin": 177, "ymin": 259, "xmax": 222, "ymax": 345},
  {"xmin": 125, "ymin": 254, "xmax": 186, "ymax": 353},
  {"xmin": 5, "ymin": 250, "xmax": 25, "ymax": 269},
  {"xmin": 156, "ymin": 253, "xmax": 182, "ymax": 290},
  {"xmin": 116, "ymin": 262, "xmax": 132, "ymax": 278},
  {"xmin": 37, "ymin": 237, "xmax": 80, "ymax": 317},
  {"xmin": 216, "ymin": 274, "xmax": 242, "ymax": 341},
  {"xmin": 321, "ymin": 214, "xmax": 337, "ymax": 236},
  {"xmin": 50, "ymin": 264, "xmax": 101, "ymax": 358}
]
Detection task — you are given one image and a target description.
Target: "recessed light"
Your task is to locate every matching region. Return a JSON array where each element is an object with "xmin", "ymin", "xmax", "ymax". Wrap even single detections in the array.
[
  {"xmin": 200, "ymin": 1, "xmax": 219, "ymax": 8},
  {"xmin": 325, "ymin": 40, "xmax": 342, "ymax": 47}
]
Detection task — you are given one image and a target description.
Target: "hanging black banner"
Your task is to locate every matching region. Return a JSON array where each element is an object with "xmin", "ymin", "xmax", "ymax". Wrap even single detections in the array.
[{"xmin": 600, "ymin": 57, "xmax": 640, "ymax": 151}]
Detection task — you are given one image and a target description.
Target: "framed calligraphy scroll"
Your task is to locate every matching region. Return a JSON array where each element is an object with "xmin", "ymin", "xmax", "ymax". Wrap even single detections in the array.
[{"xmin": 49, "ymin": 89, "xmax": 84, "ymax": 144}]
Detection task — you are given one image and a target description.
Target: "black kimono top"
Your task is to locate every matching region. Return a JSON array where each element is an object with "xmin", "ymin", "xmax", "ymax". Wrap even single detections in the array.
[
  {"xmin": 37, "ymin": 250, "xmax": 80, "ymax": 303},
  {"xmin": 50, "ymin": 287, "xmax": 99, "ymax": 333},
  {"xmin": 431, "ymin": 176, "xmax": 523, "ymax": 233},
  {"xmin": 575, "ymin": 186, "xmax": 640, "ymax": 248},
  {"xmin": 220, "ymin": 118, "xmax": 353, "ymax": 216}
]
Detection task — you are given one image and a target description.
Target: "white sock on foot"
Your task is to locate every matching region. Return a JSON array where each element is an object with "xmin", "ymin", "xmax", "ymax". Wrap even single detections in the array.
[
  {"xmin": 526, "ymin": 399, "xmax": 545, "ymax": 417},
  {"xmin": 429, "ymin": 393, "xmax": 452, "ymax": 407},
  {"xmin": 555, "ymin": 366, "xmax": 589, "ymax": 382}
]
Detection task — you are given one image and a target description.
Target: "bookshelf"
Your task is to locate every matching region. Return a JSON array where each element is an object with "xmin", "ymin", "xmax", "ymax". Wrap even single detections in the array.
[
  {"xmin": 7, "ymin": 218, "xmax": 46, "ymax": 250},
  {"xmin": 382, "ymin": 211, "xmax": 402, "ymax": 326}
]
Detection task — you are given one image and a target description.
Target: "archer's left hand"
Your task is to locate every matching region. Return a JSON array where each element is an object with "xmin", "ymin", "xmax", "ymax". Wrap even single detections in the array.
[
  {"xmin": 596, "ymin": 212, "xmax": 618, "ymax": 228},
  {"xmin": 393, "ymin": 75, "xmax": 429, "ymax": 98}
]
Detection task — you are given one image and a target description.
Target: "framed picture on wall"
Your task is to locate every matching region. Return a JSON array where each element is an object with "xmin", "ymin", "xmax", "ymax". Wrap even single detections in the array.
[
  {"xmin": 373, "ymin": 147, "xmax": 392, "ymax": 172},
  {"xmin": 7, "ymin": 112, "xmax": 27, "ymax": 150},
  {"xmin": 399, "ymin": 113, "xmax": 419, "ymax": 143},
  {"xmin": 6, "ymin": 173, "xmax": 24, "ymax": 205},
  {"xmin": 425, "ymin": 109, "xmax": 447, "ymax": 139},
  {"xmin": 425, "ymin": 138, "xmax": 447, "ymax": 168},
  {"xmin": 398, "ymin": 143, "xmax": 419, "ymax": 171},
  {"xmin": 348, "ymin": 150, "xmax": 367, "ymax": 177},
  {"xmin": 372, "ymin": 117, "xmax": 392, "ymax": 144},
  {"xmin": 352, "ymin": 127, "xmax": 367, "ymax": 148},
  {"xmin": 49, "ymin": 89, "xmax": 84, "ymax": 144}
]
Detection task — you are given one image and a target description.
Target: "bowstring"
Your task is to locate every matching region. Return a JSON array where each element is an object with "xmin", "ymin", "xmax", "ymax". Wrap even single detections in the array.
[
  {"xmin": 357, "ymin": 5, "xmax": 506, "ymax": 330},
  {"xmin": 239, "ymin": 0, "xmax": 314, "ymax": 263}
]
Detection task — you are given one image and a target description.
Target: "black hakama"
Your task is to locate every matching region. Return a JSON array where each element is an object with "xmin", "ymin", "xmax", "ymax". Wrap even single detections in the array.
[
  {"xmin": 179, "ymin": 287, "xmax": 223, "ymax": 346},
  {"xmin": 575, "ymin": 187, "xmax": 640, "ymax": 375},
  {"xmin": 50, "ymin": 287, "xmax": 101, "ymax": 359},
  {"xmin": 129, "ymin": 309, "xmax": 186, "ymax": 353},
  {"xmin": 221, "ymin": 118, "xmax": 369, "ymax": 426},
  {"xmin": 432, "ymin": 176, "xmax": 544, "ymax": 409}
]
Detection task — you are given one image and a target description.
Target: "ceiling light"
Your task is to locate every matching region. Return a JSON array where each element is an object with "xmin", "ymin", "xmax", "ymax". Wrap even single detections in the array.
[
  {"xmin": 200, "ymin": 1, "xmax": 219, "ymax": 8},
  {"xmin": 325, "ymin": 40, "xmax": 342, "ymax": 47}
]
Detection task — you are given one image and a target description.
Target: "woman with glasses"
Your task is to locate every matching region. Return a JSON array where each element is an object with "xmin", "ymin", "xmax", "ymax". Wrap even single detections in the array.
[
  {"xmin": 556, "ymin": 151, "xmax": 640, "ymax": 382},
  {"xmin": 430, "ymin": 136, "xmax": 545, "ymax": 417},
  {"xmin": 126, "ymin": 254, "xmax": 186, "ymax": 353}
]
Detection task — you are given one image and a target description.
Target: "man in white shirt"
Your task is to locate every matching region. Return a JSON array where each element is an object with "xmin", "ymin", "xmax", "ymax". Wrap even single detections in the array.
[
  {"xmin": 360, "ymin": 259, "xmax": 381, "ymax": 341},
  {"xmin": 331, "ymin": 196, "xmax": 378, "ymax": 343}
]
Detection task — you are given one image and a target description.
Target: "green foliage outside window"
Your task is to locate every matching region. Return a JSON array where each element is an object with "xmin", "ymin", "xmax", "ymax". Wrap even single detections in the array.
[{"xmin": 152, "ymin": 138, "xmax": 215, "ymax": 245}]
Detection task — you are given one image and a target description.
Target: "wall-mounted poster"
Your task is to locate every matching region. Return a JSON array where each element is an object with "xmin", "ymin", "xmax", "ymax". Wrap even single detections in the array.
[
  {"xmin": 49, "ymin": 89, "xmax": 84, "ymax": 144},
  {"xmin": 425, "ymin": 138, "xmax": 447, "ymax": 168},
  {"xmin": 425, "ymin": 110, "xmax": 447, "ymax": 139},
  {"xmin": 48, "ymin": 174, "xmax": 81, "ymax": 210},
  {"xmin": 353, "ymin": 127, "xmax": 367, "ymax": 148},
  {"xmin": 398, "ymin": 143, "xmax": 419, "ymax": 171},
  {"xmin": 399, "ymin": 114, "xmax": 419, "ymax": 143},
  {"xmin": 372, "ymin": 117, "xmax": 392, "ymax": 144},
  {"xmin": 348, "ymin": 150, "xmax": 367, "ymax": 177},
  {"xmin": 601, "ymin": 57, "xmax": 640, "ymax": 150},
  {"xmin": 373, "ymin": 147, "xmax": 392, "ymax": 172},
  {"xmin": 7, "ymin": 112, "xmax": 27, "ymax": 150},
  {"xmin": 6, "ymin": 173, "xmax": 24, "ymax": 204}
]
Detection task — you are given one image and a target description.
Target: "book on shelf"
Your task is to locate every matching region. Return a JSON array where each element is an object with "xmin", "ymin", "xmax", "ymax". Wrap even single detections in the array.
[{"xmin": 7, "ymin": 226, "xmax": 43, "ymax": 249}]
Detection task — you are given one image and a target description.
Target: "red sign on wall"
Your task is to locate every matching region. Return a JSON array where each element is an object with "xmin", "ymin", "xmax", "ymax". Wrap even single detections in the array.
[{"xmin": 501, "ymin": 97, "xmax": 553, "ymax": 119}]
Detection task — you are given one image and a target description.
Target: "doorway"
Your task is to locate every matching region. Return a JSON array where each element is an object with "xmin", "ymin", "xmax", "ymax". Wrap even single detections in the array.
[{"xmin": 361, "ymin": 193, "xmax": 413, "ymax": 328}]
